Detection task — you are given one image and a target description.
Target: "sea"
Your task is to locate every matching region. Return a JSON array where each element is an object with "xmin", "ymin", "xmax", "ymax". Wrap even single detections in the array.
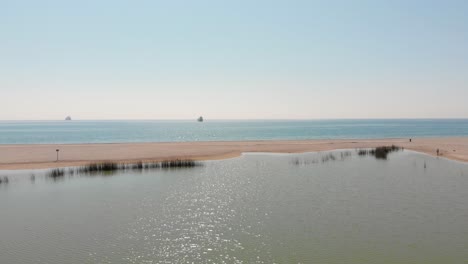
[{"xmin": 0, "ymin": 119, "xmax": 467, "ymax": 144}]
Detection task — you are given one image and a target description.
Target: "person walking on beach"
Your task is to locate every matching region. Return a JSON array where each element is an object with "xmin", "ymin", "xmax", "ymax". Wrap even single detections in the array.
[{"xmin": 437, "ymin": 149, "xmax": 440, "ymax": 156}]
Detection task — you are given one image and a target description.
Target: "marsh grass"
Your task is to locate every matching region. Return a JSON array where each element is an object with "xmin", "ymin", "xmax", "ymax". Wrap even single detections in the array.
[
  {"xmin": 292, "ymin": 150, "xmax": 353, "ymax": 165},
  {"xmin": 47, "ymin": 159, "xmax": 203, "ymax": 177},
  {"xmin": 358, "ymin": 145, "xmax": 403, "ymax": 160},
  {"xmin": 292, "ymin": 157, "xmax": 319, "ymax": 165},
  {"xmin": 292, "ymin": 147, "xmax": 401, "ymax": 165}
]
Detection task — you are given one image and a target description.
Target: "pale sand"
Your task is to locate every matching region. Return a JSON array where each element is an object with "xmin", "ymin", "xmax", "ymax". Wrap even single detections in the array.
[{"xmin": 1, "ymin": 137, "xmax": 467, "ymax": 170}]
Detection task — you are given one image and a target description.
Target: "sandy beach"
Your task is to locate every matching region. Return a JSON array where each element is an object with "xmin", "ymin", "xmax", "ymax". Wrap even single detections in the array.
[{"xmin": 1, "ymin": 137, "xmax": 467, "ymax": 170}]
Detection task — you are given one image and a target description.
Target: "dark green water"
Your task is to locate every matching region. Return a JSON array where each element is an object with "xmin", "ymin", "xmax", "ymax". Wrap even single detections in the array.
[{"xmin": 1, "ymin": 150, "xmax": 467, "ymax": 263}]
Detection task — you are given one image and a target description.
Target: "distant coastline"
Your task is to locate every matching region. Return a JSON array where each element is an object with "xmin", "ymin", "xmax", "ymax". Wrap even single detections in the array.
[{"xmin": 1, "ymin": 137, "xmax": 467, "ymax": 170}]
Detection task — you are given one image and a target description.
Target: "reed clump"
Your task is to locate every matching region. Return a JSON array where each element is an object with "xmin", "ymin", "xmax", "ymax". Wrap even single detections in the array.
[
  {"xmin": 292, "ymin": 150, "xmax": 354, "ymax": 166},
  {"xmin": 160, "ymin": 160, "xmax": 200, "ymax": 168},
  {"xmin": 131, "ymin": 162, "xmax": 144, "ymax": 170},
  {"xmin": 47, "ymin": 168, "xmax": 65, "ymax": 178},
  {"xmin": 358, "ymin": 145, "xmax": 403, "ymax": 159},
  {"xmin": 292, "ymin": 158, "xmax": 319, "ymax": 165},
  {"xmin": 340, "ymin": 151, "xmax": 352, "ymax": 160},
  {"xmin": 0, "ymin": 176, "xmax": 9, "ymax": 184},
  {"xmin": 321, "ymin": 153, "xmax": 337, "ymax": 163},
  {"xmin": 77, "ymin": 162, "xmax": 120, "ymax": 174}
]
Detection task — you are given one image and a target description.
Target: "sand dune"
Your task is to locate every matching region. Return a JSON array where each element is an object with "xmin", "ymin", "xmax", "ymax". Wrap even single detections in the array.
[{"xmin": 1, "ymin": 137, "xmax": 467, "ymax": 170}]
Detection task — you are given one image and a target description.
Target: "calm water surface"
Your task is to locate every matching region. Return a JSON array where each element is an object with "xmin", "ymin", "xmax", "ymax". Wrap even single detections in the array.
[
  {"xmin": 1, "ymin": 119, "xmax": 468, "ymax": 144},
  {"xmin": 0, "ymin": 151, "xmax": 467, "ymax": 263}
]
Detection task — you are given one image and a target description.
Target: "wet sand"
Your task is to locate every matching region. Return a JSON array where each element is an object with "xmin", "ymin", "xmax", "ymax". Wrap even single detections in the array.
[{"xmin": 1, "ymin": 137, "xmax": 467, "ymax": 170}]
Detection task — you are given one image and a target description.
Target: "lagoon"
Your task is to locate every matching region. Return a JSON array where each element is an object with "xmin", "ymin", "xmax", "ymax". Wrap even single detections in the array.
[{"xmin": 0, "ymin": 150, "xmax": 467, "ymax": 263}]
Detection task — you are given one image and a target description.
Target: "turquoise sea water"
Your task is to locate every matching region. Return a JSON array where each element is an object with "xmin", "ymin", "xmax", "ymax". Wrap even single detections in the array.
[{"xmin": 0, "ymin": 119, "xmax": 467, "ymax": 144}]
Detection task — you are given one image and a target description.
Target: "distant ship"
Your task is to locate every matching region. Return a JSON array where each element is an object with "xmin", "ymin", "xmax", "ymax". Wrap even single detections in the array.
[
  {"xmin": 65, "ymin": 116, "xmax": 72, "ymax": 121},
  {"xmin": 197, "ymin": 116, "xmax": 203, "ymax": 122}
]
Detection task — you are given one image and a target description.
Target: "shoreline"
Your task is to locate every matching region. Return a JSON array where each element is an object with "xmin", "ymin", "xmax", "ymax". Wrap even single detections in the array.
[{"xmin": 1, "ymin": 137, "xmax": 468, "ymax": 170}]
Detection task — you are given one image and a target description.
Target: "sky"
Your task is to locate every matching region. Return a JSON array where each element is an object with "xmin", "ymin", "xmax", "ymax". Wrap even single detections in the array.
[{"xmin": 1, "ymin": 0, "xmax": 468, "ymax": 120}]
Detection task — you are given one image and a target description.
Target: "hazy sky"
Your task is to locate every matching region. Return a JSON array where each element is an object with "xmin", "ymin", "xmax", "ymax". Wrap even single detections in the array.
[{"xmin": 1, "ymin": 0, "xmax": 467, "ymax": 120}]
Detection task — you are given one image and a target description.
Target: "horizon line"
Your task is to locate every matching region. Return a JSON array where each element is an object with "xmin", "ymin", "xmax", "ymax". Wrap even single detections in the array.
[{"xmin": 1, "ymin": 118, "xmax": 468, "ymax": 122}]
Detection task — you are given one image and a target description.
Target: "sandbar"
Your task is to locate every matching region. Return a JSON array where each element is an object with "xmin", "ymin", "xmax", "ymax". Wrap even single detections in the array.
[{"xmin": 1, "ymin": 137, "xmax": 467, "ymax": 170}]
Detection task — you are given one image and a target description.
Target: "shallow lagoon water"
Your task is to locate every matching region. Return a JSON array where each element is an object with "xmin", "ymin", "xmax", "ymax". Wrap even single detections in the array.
[{"xmin": 1, "ymin": 150, "xmax": 467, "ymax": 263}]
